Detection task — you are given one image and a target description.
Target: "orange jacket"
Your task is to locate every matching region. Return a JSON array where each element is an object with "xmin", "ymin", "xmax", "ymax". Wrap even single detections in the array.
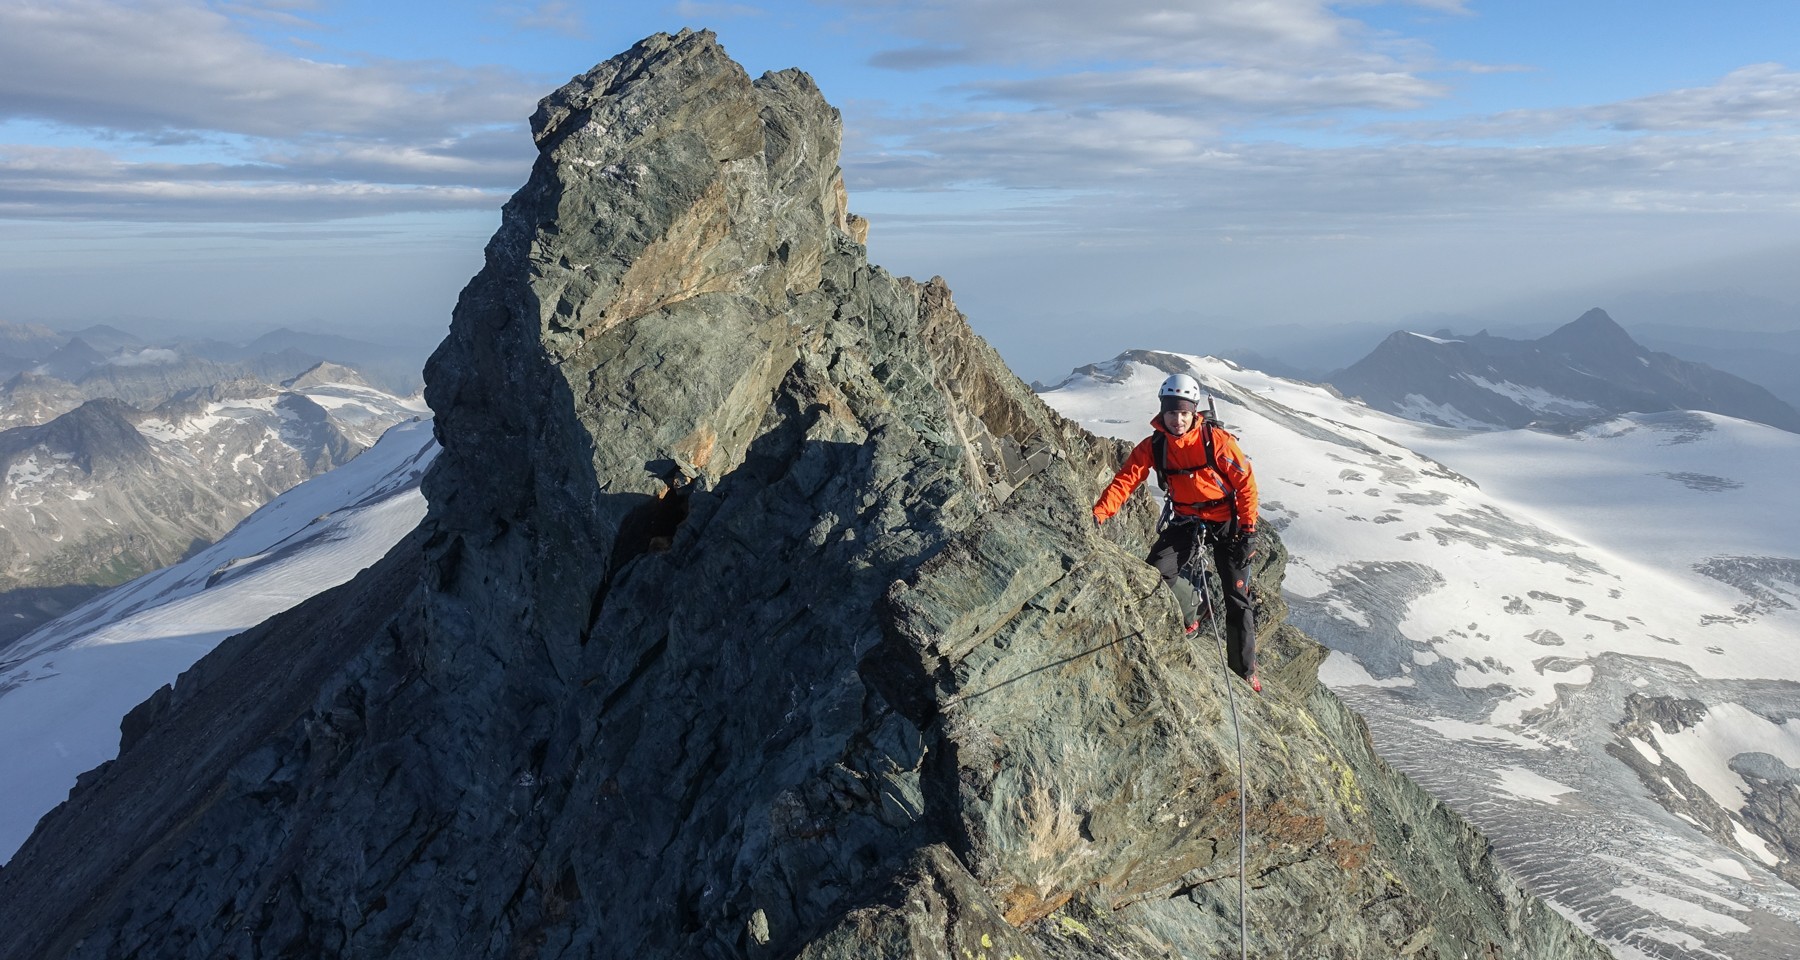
[{"xmin": 1093, "ymin": 417, "xmax": 1258, "ymax": 528}]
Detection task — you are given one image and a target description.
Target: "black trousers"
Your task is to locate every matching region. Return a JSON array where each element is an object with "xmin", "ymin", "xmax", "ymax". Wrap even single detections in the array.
[{"xmin": 1148, "ymin": 519, "xmax": 1257, "ymax": 678}]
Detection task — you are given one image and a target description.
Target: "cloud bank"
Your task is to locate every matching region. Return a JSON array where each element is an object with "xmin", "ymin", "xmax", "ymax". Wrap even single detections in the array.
[
  {"xmin": 0, "ymin": 0, "xmax": 539, "ymax": 220},
  {"xmin": 833, "ymin": 0, "xmax": 1800, "ymax": 241},
  {"xmin": 2, "ymin": 0, "xmax": 1798, "ymax": 300}
]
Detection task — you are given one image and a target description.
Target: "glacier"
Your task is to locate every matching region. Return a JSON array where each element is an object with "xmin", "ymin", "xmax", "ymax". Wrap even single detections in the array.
[{"xmin": 1043, "ymin": 353, "xmax": 1800, "ymax": 960}]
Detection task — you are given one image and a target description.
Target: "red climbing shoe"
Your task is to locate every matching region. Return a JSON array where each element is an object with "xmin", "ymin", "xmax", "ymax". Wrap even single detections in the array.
[
  {"xmin": 1184, "ymin": 620, "xmax": 1200, "ymax": 637},
  {"xmin": 1248, "ymin": 671, "xmax": 1262, "ymax": 693}
]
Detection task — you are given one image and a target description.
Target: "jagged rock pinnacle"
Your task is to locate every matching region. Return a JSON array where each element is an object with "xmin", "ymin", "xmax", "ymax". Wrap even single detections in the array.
[{"xmin": 0, "ymin": 30, "xmax": 1611, "ymax": 960}]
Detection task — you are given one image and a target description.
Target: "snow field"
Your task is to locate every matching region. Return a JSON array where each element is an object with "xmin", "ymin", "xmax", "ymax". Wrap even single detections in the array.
[
  {"xmin": 1043, "ymin": 353, "xmax": 1800, "ymax": 959},
  {"xmin": 0, "ymin": 419, "xmax": 438, "ymax": 863},
  {"xmin": 1050, "ymin": 357, "xmax": 1800, "ymax": 725}
]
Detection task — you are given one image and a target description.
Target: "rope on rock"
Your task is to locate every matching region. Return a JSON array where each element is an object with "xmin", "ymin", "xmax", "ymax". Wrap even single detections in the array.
[{"xmin": 1188, "ymin": 526, "xmax": 1250, "ymax": 960}]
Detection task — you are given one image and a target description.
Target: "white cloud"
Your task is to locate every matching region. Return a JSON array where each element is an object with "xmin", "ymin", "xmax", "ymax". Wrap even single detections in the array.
[
  {"xmin": 501, "ymin": 1, "xmax": 588, "ymax": 36},
  {"xmin": 1393, "ymin": 0, "xmax": 1471, "ymax": 12},
  {"xmin": 847, "ymin": 116, "xmax": 1800, "ymax": 241},
  {"xmin": 108, "ymin": 347, "xmax": 180, "ymax": 366},
  {"xmin": 0, "ymin": 144, "xmax": 500, "ymax": 221},
  {"xmin": 828, "ymin": 3, "xmax": 1800, "ymax": 248},
  {"xmin": 4, "ymin": 0, "xmax": 1798, "ymax": 244},
  {"xmin": 673, "ymin": 1, "xmax": 768, "ymax": 19},
  {"xmin": 0, "ymin": 0, "xmax": 542, "ymax": 220},
  {"xmin": 1374, "ymin": 64, "xmax": 1800, "ymax": 143},
  {"xmin": 254, "ymin": 129, "xmax": 532, "ymax": 187},
  {"xmin": 848, "ymin": 0, "xmax": 1424, "ymax": 72},
  {"xmin": 834, "ymin": 0, "xmax": 1463, "ymax": 214},
  {"xmin": 1601, "ymin": 63, "xmax": 1800, "ymax": 132},
  {"xmin": 968, "ymin": 64, "xmax": 1444, "ymax": 114},
  {"xmin": 0, "ymin": 1, "xmax": 538, "ymax": 139}
]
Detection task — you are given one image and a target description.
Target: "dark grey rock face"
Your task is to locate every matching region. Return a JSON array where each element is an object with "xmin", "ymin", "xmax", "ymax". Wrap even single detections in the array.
[
  {"xmin": 0, "ymin": 30, "xmax": 1610, "ymax": 960},
  {"xmin": 1330, "ymin": 308, "xmax": 1800, "ymax": 433}
]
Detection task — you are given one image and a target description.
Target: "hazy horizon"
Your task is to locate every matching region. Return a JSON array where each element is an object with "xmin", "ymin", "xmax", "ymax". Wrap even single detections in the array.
[{"xmin": 5, "ymin": 2, "xmax": 1800, "ymax": 385}]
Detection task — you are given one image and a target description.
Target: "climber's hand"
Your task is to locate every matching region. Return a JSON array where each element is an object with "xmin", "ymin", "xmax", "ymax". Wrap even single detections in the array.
[{"xmin": 1231, "ymin": 528, "xmax": 1256, "ymax": 567}]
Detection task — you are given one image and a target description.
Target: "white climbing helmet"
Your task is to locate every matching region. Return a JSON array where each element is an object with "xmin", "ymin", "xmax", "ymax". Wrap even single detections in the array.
[{"xmin": 1158, "ymin": 373, "xmax": 1202, "ymax": 407}]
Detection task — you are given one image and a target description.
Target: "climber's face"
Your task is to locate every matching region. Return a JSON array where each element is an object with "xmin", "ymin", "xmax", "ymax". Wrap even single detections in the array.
[{"xmin": 1163, "ymin": 408, "xmax": 1195, "ymax": 436}]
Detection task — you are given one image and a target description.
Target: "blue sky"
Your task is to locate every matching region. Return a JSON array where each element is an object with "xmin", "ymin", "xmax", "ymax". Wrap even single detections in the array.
[{"xmin": 3, "ymin": 1, "xmax": 1800, "ymax": 381}]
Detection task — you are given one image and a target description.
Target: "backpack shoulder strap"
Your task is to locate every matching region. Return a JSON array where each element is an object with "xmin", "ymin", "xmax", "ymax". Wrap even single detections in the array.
[
  {"xmin": 1160, "ymin": 421, "xmax": 1239, "ymax": 514},
  {"xmin": 1161, "ymin": 421, "xmax": 1222, "ymax": 480},
  {"xmin": 1202, "ymin": 420, "xmax": 1240, "ymax": 492}
]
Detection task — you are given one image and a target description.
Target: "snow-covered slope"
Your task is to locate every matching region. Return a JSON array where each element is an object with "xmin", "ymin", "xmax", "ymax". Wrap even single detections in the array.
[
  {"xmin": 0, "ymin": 418, "xmax": 437, "ymax": 863},
  {"xmin": 276, "ymin": 365, "xmax": 422, "ymax": 448},
  {"xmin": 135, "ymin": 367, "xmax": 425, "ymax": 474},
  {"xmin": 1043, "ymin": 353, "xmax": 1800, "ymax": 960}
]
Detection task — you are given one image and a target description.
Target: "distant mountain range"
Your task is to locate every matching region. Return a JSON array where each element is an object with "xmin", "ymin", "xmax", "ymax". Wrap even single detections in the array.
[
  {"xmin": 0, "ymin": 320, "xmax": 426, "ymax": 408},
  {"xmin": 0, "ymin": 317, "xmax": 429, "ymax": 644},
  {"xmin": 1327, "ymin": 308, "xmax": 1800, "ymax": 433},
  {"xmin": 0, "ymin": 363, "xmax": 424, "ymax": 643}
]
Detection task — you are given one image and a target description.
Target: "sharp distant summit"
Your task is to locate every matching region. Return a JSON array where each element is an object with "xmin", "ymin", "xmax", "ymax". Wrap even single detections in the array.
[{"xmin": 1329, "ymin": 308, "xmax": 1800, "ymax": 433}]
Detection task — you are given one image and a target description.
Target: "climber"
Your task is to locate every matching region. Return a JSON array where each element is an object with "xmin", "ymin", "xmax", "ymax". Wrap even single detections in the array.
[{"xmin": 1092, "ymin": 373, "xmax": 1262, "ymax": 692}]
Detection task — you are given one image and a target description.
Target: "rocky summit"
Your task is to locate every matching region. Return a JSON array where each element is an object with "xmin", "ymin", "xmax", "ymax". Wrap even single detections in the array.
[{"xmin": 0, "ymin": 31, "xmax": 1609, "ymax": 960}]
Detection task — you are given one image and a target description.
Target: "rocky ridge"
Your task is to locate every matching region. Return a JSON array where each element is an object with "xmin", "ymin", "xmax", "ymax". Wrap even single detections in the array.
[{"xmin": 0, "ymin": 32, "xmax": 1609, "ymax": 960}]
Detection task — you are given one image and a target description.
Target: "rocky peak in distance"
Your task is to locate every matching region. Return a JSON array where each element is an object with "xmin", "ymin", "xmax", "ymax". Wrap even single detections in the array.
[
  {"xmin": 0, "ymin": 30, "xmax": 1610, "ymax": 960},
  {"xmin": 282, "ymin": 360, "xmax": 372, "ymax": 391},
  {"xmin": 1331, "ymin": 308, "xmax": 1800, "ymax": 433},
  {"xmin": 1538, "ymin": 306, "xmax": 1641, "ymax": 357}
]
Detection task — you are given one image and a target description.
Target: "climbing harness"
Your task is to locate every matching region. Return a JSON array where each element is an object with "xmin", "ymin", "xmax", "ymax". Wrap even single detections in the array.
[{"xmin": 1182, "ymin": 517, "xmax": 1250, "ymax": 960}]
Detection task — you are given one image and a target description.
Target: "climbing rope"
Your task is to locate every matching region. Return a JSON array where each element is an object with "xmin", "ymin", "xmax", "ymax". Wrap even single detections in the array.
[{"xmin": 1184, "ymin": 520, "xmax": 1250, "ymax": 960}]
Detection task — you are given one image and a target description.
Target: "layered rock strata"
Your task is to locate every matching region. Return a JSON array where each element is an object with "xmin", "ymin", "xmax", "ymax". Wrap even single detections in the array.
[{"xmin": 0, "ymin": 31, "xmax": 1610, "ymax": 960}]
